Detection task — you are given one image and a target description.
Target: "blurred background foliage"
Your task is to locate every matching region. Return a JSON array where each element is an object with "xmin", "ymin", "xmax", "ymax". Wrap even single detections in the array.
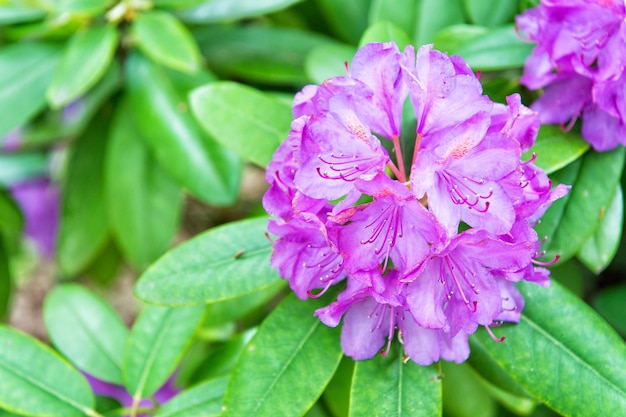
[{"xmin": 1, "ymin": 0, "xmax": 625, "ymax": 416}]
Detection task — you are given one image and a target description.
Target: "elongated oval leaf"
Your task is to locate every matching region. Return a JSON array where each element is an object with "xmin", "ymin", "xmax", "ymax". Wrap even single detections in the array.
[
  {"xmin": 222, "ymin": 293, "xmax": 343, "ymax": 417},
  {"xmin": 453, "ymin": 25, "xmax": 534, "ymax": 70},
  {"xmin": 463, "ymin": 0, "xmax": 518, "ymax": 27},
  {"xmin": 441, "ymin": 362, "xmax": 495, "ymax": 417},
  {"xmin": 536, "ymin": 147, "xmax": 625, "ymax": 263},
  {"xmin": 57, "ymin": 115, "xmax": 109, "ymax": 276},
  {"xmin": 106, "ymin": 100, "xmax": 182, "ymax": 270},
  {"xmin": 316, "ymin": 0, "xmax": 371, "ymax": 44},
  {"xmin": 47, "ymin": 24, "xmax": 118, "ymax": 108},
  {"xmin": 0, "ymin": 42, "xmax": 61, "ymax": 137},
  {"xmin": 524, "ymin": 125, "xmax": 590, "ymax": 174},
  {"xmin": 155, "ymin": 376, "xmax": 228, "ymax": 417},
  {"xmin": 132, "ymin": 11, "xmax": 201, "ymax": 73},
  {"xmin": 43, "ymin": 284, "xmax": 129, "ymax": 385},
  {"xmin": 135, "ymin": 217, "xmax": 281, "ymax": 306},
  {"xmin": 54, "ymin": 0, "xmax": 111, "ymax": 15},
  {"xmin": 0, "ymin": 238, "xmax": 11, "ymax": 321},
  {"xmin": 0, "ymin": 189, "xmax": 23, "ymax": 254},
  {"xmin": 123, "ymin": 304, "xmax": 206, "ymax": 400},
  {"xmin": 190, "ymin": 82, "xmax": 292, "ymax": 167},
  {"xmin": 473, "ymin": 280, "xmax": 626, "ymax": 417},
  {"xmin": 125, "ymin": 52, "xmax": 241, "ymax": 206},
  {"xmin": 0, "ymin": 6, "xmax": 45, "ymax": 24},
  {"xmin": 179, "ymin": 0, "xmax": 303, "ymax": 22},
  {"xmin": 577, "ymin": 184, "xmax": 623, "ymax": 274},
  {"xmin": 305, "ymin": 43, "xmax": 356, "ymax": 84},
  {"xmin": 358, "ymin": 21, "xmax": 412, "ymax": 49},
  {"xmin": 350, "ymin": 347, "xmax": 442, "ymax": 417},
  {"xmin": 0, "ymin": 325, "xmax": 95, "ymax": 417}
]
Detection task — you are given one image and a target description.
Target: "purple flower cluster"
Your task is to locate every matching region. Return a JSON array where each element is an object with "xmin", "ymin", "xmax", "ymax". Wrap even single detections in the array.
[
  {"xmin": 263, "ymin": 42, "xmax": 568, "ymax": 365},
  {"xmin": 517, "ymin": 0, "xmax": 626, "ymax": 151}
]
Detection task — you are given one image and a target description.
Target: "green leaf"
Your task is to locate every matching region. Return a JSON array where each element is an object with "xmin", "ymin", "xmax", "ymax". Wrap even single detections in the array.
[
  {"xmin": 451, "ymin": 25, "xmax": 534, "ymax": 70},
  {"xmin": 441, "ymin": 362, "xmax": 495, "ymax": 417},
  {"xmin": 222, "ymin": 293, "xmax": 343, "ymax": 417},
  {"xmin": 305, "ymin": 43, "xmax": 356, "ymax": 84},
  {"xmin": 125, "ymin": 52, "xmax": 241, "ymax": 206},
  {"xmin": 178, "ymin": 0, "xmax": 304, "ymax": 22},
  {"xmin": 369, "ymin": 0, "xmax": 465, "ymax": 46},
  {"xmin": 322, "ymin": 356, "xmax": 353, "ymax": 417},
  {"xmin": 123, "ymin": 304, "xmax": 206, "ymax": 401},
  {"xmin": 592, "ymin": 284, "xmax": 626, "ymax": 337},
  {"xmin": 47, "ymin": 25, "xmax": 118, "ymax": 109},
  {"xmin": 194, "ymin": 25, "xmax": 337, "ymax": 86},
  {"xmin": 473, "ymin": 280, "xmax": 626, "ymax": 417},
  {"xmin": 190, "ymin": 82, "xmax": 292, "ymax": 167},
  {"xmin": 190, "ymin": 328, "xmax": 257, "ymax": 381},
  {"xmin": 577, "ymin": 184, "xmax": 623, "ymax": 273},
  {"xmin": 53, "ymin": 0, "xmax": 112, "ymax": 15},
  {"xmin": 432, "ymin": 24, "xmax": 489, "ymax": 55},
  {"xmin": 132, "ymin": 10, "xmax": 201, "ymax": 73},
  {"xmin": 0, "ymin": 189, "xmax": 23, "ymax": 254},
  {"xmin": 135, "ymin": 217, "xmax": 281, "ymax": 306},
  {"xmin": 155, "ymin": 376, "xmax": 229, "ymax": 417},
  {"xmin": 56, "ymin": 114, "xmax": 109, "ymax": 276},
  {"xmin": 463, "ymin": 0, "xmax": 518, "ymax": 27},
  {"xmin": 536, "ymin": 147, "xmax": 625, "ymax": 263},
  {"xmin": 43, "ymin": 284, "xmax": 129, "ymax": 385},
  {"xmin": 0, "ymin": 42, "xmax": 61, "ymax": 137},
  {"xmin": 0, "ymin": 325, "xmax": 95, "ymax": 417},
  {"xmin": 0, "ymin": 152, "xmax": 49, "ymax": 187},
  {"xmin": 151, "ymin": 0, "xmax": 208, "ymax": 9},
  {"xmin": 0, "ymin": 238, "xmax": 12, "ymax": 321},
  {"xmin": 358, "ymin": 21, "xmax": 412, "ymax": 49},
  {"xmin": 105, "ymin": 100, "xmax": 182, "ymax": 270},
  {"xmin": 315, "ymin": 0, "xmax": 371, "ymax": 44},
  {"xmin": 0, "ymin": 5, "xmax": 46, "ymax": 24},
  {"xmin": 524, "ymin": 124, "xmax": 590, "ymax": 174},
  {"xmin": 350, "ymin": 348, "xmax": 442, "ymax": 417}
]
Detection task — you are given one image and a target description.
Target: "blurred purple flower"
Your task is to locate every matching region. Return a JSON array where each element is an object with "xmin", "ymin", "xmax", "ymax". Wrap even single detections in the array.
[
  {"xmin": 517, "ymin": 0, "xmax": 626, "ymax": 151},
  {"xmin": 264, "ymin": 42, "xmax": 568, "ymax": 365},
  {"xmin": 9, "ymin": 177, "xmax": 60, "ymax": 257},
  {"xmin": 84, "ymin": 373, "xmax": 180, "ymax": 417}
]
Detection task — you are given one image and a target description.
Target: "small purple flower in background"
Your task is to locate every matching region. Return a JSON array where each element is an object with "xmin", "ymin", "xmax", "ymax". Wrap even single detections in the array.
[
  {"xmin": 517, "ymin": 0, "xmax": 626, "ymax": 151},
  {"xmin": 9, "ymin": 177, "xmax": 60, "ymax": 258},
  {"xmin": 84, "ymin": 373, "xmax": 179, "ymax": 417},
  {"xmin": 264, "ymin": 42, "xmax": 569, "ymax": 365}
]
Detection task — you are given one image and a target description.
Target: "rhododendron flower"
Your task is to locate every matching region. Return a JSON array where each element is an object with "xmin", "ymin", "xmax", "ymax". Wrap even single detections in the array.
[
  {"xmin": 264, "ymin": 41, "xmax": 568, "ymax": 365},
  {"xmin": 517, "ymin": 0, "xmax": 626, "ymax": 151}
]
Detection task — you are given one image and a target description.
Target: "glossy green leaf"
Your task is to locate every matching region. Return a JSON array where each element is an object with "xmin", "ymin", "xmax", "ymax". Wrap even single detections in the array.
[
  {"xmin": 0, "ymin": 325, "xmax": 95, "ymax": 417},
  {"xmin": 463, "ymin": 0, "xmax": 518, "ymax": 27},
  {"xmin": 442, "ymin": 362, "xmax": 495, "ymax": 417},
  {"xmin": 578, "ymin": 184, "xmax": 623, "ymax": 273},
  {"xmin": 47, "ymin": 25, "xmax": 118, "ymax": 108},
  {"xmin": 358, "ymin": 21, "xmax": 412, "ymax": 49},
  {"xmin": 178, "ymin": 0, "xmax": 303, "ymax": 22},
  {"xmin": 524, "ymin": 124, "xmax": 590, "ymax": 174},
  {"xmin": 0, "ymin": 238, "xmax": 11, "ymax": 321},
  {"xmin": 369, "ymin": 0, "xmax": 465, "ymax": 46},
  {"xmin": 83, "ymin": 238, "xmax": 123, "ymax": 285},
  {"xmin": 194, "ymin": 25, "xmax": 336, "ymax": 86},
  {"xmin": 305, "ymin": 43, "xmax": 356, "ymax": 84},
  {"xmin": 155, "ymin": 376, "xmax": 229, "ymax": 417},
  {"xmin": 432, "ymin": 24, "xmax": 489, "ymax": 55},
  {"xmin": 0, "ymin": 42, "xmax": 61, "ymax": 137},
  {"xmin": 132, "ymin": 11, "xmax": 201, "ymax": 73},
  {"xmin": 316, "ymin": 0, "xmax": 371, "ymax": 43},
  {"xmin": 536, "ymin": 147, "xmax": 625, "ymax": 263},
  {"xmin": 0, "ymin": 189, "xmax": 23, "ymax": 254},
  {"xmin": 191, "ymin": 328, "xmax": 257, "ymax": 381},
  {"xmin": 452, "ymin": 25, "xmax": 534, "ymax": 70},
  {"xmin": 222, "ymin": 293, "xmax": 343, "ymax": 417},
  {"xmin": 0, "ymin": 6, "xmax": 46, "ymax": 24},
  {"xmin": 53, "ymin": 0, "xmax": 111, "ymax": 15},
  {"xmin": 190, "ymin": 82, "xmax": 292, "ymax": 167},
  {"xmin": 43, "ymin": 284, "xmax": 129, "ymax": 385},
  {"xmin": 350, "ymin": 348, "xmax": 441, "ymax": 417},
  {"xmin": 123, "ymin": 304, "xmax": 206, "ymax": 401},
  {"xmin": 106, "ymin": 100, "xmax": 182, "ymax": 270},
  {"xmin": 23, "ymin": 63, "xmax": 121, "ymax": 148},
  {"xmin": 125, "ymin": 52, "xmax": 241, "ymax": 206},
  {"xmin": 135, "ymin": 217, "xmax": 280, "ymax": 306},
  {"xmin": 0, "ymin": 152, "xmax": 49, "ymax": 187},
  {"xmin": 322, "ymin": 356, "xmax": 353, "ymax": 417},
  {"xmin": 151, "ymin": 0, "xmax": 208, "ymax": 9},
  {"xmin": 592, "ymin": 284, "xmax": 626, "ymax": 337},
  {"xmin": 56, "ymin": 115, "xmax": 109, "ymax": 276},
  {"xmin": 473, "ymin": 280, "xmax": 626, "ymax": 417}
]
